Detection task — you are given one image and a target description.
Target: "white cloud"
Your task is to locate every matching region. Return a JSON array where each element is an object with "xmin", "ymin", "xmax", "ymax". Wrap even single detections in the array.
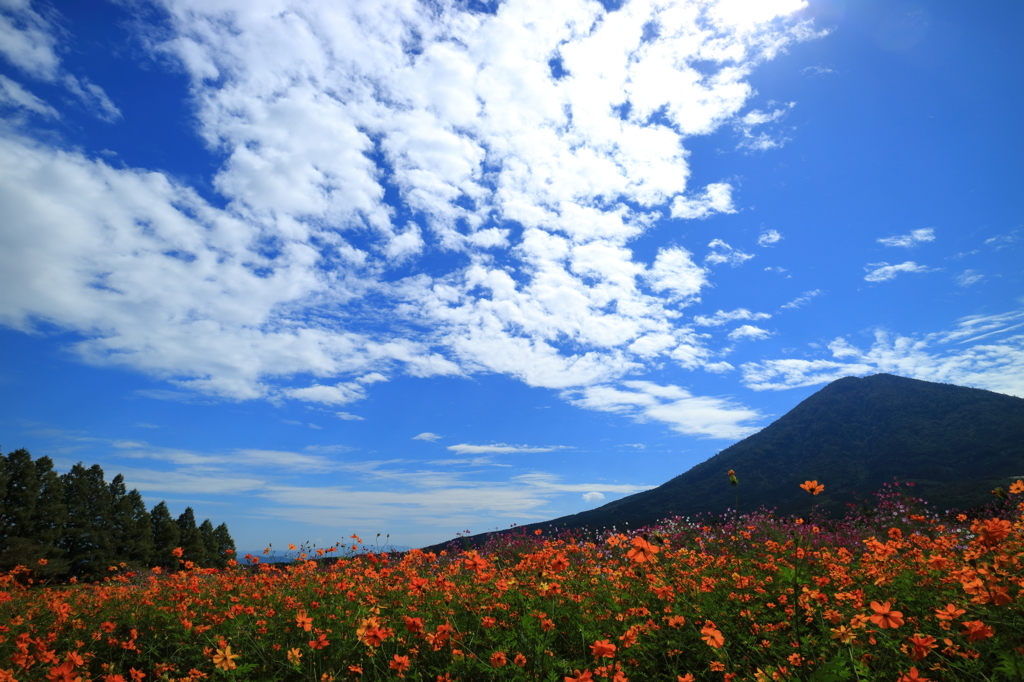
[
  {"xmin": 0, "ymin": 74, "xmax": 58, "ymax": 117},
  {"xmin": 336, "ymin": 412, "xmax": 364, "ymax": 421},
  {"xmin": 864, "ymin": 261, "xmax": 933, "ymax": 282},
  {"xmin": 741, "ymin": 311, "xmax": 1024, "ymax": 397},
  {"xmin": 956, "ymin": 270, "xmax": 983, "ymax": 287},
  {"xmin": 693, "ymin": 308, "xmax": 771, "ymax": 326},
  {"xmin": 0, "ymin": 2, "xmax": 119, "ymax": 119},
  {"xmin": 705, "ymin": 239, "xmax": 754, "ymax": 266},
  {"xmin": 780, "ymin": 289, "xmax": 821, "ymax": 310},
  {"xmin": 735, "ymin": 103, "xmax": 794, "ymax": 151},
  {"xmin": 568, "ymin": 380, "xmax": 762, "ymax": 439},
  {"xmin": 446, "ymin": 443, "xmax": 567, "ymax": 455},
  {"xmin": 757, "ymin": 229, "xmax": 782, "ymax": 246},
  {"xmin": 801, "ymin": 65, "xmax": 836, "ymax": 76},
  {"xmin": 670, "ymin": 182, "xmax": 737, "ymax": 219},
  {"xmin": 877, "ymin": 228, "xmax": 935, "ymax": 248},
  {"xmin": 0, "ymin": 0, "xmax": 819, "ymax": 415},
  {"xmin": 984, "ymin": 231, "xmax": 1020, "ymax": 249},
  {"xmin": 582, "ymin": 491, "xmax": 605, "ymax": 502},
  {"xmin": 728, "ymin": 324, "xmax": 771, "ymax": 341},
  {"xmin": 413, "ymin": 432, "xmax": 442, "ymax": 441}
]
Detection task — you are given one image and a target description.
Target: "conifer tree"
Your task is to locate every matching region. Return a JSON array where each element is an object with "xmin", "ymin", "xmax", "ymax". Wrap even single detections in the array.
[
  {"xmin": 60, "ymin": 463, "xmax": 114, "ymax": 577},
  {"xmin": 150, "ymin": 501, "xmax": 181, "ymax": 569},
  {"xmin": 176, "ymin": 507, "xmax": 207, "ymax": 566},
  {"xmin": 199, "ymin": 519, "xmax": 220, "ymax": 567},
  {"xmin": 213, "ymin": 522, "xmax": 236, "ymax": 566},
  {"xmin": 0, "ymin": 453, "xmax": 7, "ymax": 539},
  {"xmin": 30, "ymin": 457, "xmax": 69, "ymax": 576},
  {"xmin": 0, "ymin": 449, "xmax": 41, "ymax": 571},
  {"xmin": 2, "ymin": 449, "xmax": 39, "ymax": 540},
  {"xmin": 109, "ymin": 475, "xmax": 154, "ymax": 568}
]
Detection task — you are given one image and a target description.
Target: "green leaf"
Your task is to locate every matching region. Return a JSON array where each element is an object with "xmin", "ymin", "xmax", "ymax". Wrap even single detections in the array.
[{"xmin": 807, "ymin": 657, "xmax": 854, "ymax": 682}]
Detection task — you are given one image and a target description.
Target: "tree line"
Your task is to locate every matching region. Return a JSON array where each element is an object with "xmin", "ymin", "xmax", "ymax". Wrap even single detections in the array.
[{"xmin": 0, "ymin": 448, "xmax": 235, "ymax": 579}]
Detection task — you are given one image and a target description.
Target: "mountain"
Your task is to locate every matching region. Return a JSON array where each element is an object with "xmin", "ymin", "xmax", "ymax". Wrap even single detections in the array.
[{"xmin": 427, "ymin": 374, "xmax": 1024, "ymax": 550}]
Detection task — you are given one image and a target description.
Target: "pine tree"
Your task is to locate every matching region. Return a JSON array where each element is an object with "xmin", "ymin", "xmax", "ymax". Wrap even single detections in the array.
[
  {"xmin": 2, "ymin": 449, "xmax": 39, "ymax": 540},
  {"xmin": 0, "ymin": 453, "xmax": 7, "ymax": 541},
  {"xmin": 150, "ymin": 501, "xmax": 181, "ymax": 569},
  {"xmin": 30, "ymin": 457, "xmax": 69, "ymax": 576},
  {"xmin": 60, "ymin": 463, "xmax": 114, "ymax": 577},
  {"xmin": 199, "ymin": 519, "xmax": 220, "ymax": 567},
  {"xmin": 0, "ymin": 449, "xmax": 41, "ymax": 572},
  {"xmin": 123, "ymin": 490, "xmax": 154, "ymax": 567},
  {"xmin": 213, "ymin": 523, "xmax": 236, "ymax": 566},
  {"xmin": 109, "ymin": 475, "xmax": 154, "ymax": 568},
  {"xmin": 176, "ymin": 507, "xmax": 207, "ymax": 566}
]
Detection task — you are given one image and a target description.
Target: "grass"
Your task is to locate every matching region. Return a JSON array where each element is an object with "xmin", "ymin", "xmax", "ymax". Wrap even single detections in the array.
[{"xmin": 2, "ymin": 478, "xmax": 1023, "ymax": 682}]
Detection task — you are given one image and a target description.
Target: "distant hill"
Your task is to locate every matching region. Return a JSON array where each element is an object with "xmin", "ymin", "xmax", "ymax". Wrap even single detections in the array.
[{"xmin": 427, "ymin": 374, "xmax": 1024, "ymax": 550}]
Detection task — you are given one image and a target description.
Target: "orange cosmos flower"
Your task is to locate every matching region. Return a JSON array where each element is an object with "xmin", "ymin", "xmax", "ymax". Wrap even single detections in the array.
[
  {"xmin": 361, "ymin": 627, "xmax": 390, "ymax": 647},
  {"xmin": 389, "ymin": 655, "xmax": 410, "ymax": 675},
  {"xmin": 287, "ymin": 648, "xmax": 302, "ymax": 665},
  {"xmin": 565, "ymin": 671, "xmax": 593, "ymax": 682},
  {"xmin": 309, "ymin": 634, "xmax": 330, "ymax": 650},
  {"xmin": 625, "ymin": 537, "xmax": 659, "ymax": 564},
  {"xmin": 1010, "ymin": 479, "xmax": 1024, "ymax": 495},
  {"xmin": 590, "ymin": 640, "xmax": 616, "ymax": 659},
  {"xmin": 129, "ymin": 670, "xmax": 145, "ymax": 682},
  {"xmin": 514, "ymin": 654, "xmax": 527, "ymax": 667},
  {"xmin": 678, "ymin": 676, "xmax": 695, "ymax": 682},
  {"xmin": 463, "ymin": 551, "xmax": 488, "ymax": 573},
  {"xmin": 710, "ymin": 662, "xmax": 726, "ymax": 672},
  {"xmin": 727, "ymin": 470, "xmax": 738, "ymax": 486},
  {"xmin": 212, "ymin": 647, "xmax": 238, "ymax": 671},
  {"xmin": 974, "ymin": 518, "xmax": 1012, "ymax": 546},
  {"xmin": 907, "ymin": 634, "xmax": 937, "ymax": 661},
  {"xmin": 700, "ymin": 624, "xmax": 725, "ymax": 648},
  {"xmin": 666, "ymin": 615, "xmax": 686, "ymax": 628},
  {"xmin": 800, "ymin": 480, "xmax": 824, "ymax": 495},
  {"xmin": 46, "ymin": 661, "xmax": 76, "ymax": 682},
  {"xmin": 935, "ymin": 604, "xmax": 965, "ymax": 620},
  {"xmin": 868, "ymin": 601, "xmax": 904, "ymax": 629},
  {"xmin": 171, "ymin": 547, "xmax": 184, "ymax": 558},
  {"xmin": 896, "ymin": 668, "xmax": 930, "ymax": 682},
  {"xmin": 296, "ymin": 611, "xmax": 313, "ymax": 632},
  {"xmin": 490, "ymin": 652, "xmax": 507, "ymax": 668},
  {"xmin": 961, "ymin": 620, "xmax": 995, "ymax": 642},
  {"xmin": 550, "ymin": 553, "xmax": 570, "ymax": 572}
]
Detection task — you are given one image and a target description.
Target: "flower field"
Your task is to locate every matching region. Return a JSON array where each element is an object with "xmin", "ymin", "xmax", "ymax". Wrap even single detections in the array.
[{"xmin": 2, "ymin": 480, "xmax": 1023, "ymax": 682}]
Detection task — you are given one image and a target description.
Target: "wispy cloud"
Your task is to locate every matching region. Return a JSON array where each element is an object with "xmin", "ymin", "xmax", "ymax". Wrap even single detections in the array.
[
  {"xmin": 693, "ymin": 308, "xmax": 771, "ymax": 327},
  {"xmin": 0, "ymin": 3, "xmax": 120, "ymax": 120},
  {"xmin": 728, "ymin": 325, "xmax": 772, "ymax": 341},
  {"xmin": 757, "ymin": 229, "xmax": 782, "ymax": 246},
  {"xmin": 567, "ymin": 380, "xmax": 762, "ymax": 440},
  {"xmin": 780, "ymin": 289, "xmax": 821, "ymax": 310},
  {"xmin": 735, "ymin": 103, "xmax": 795, "ymax": 152},
  {"xmin": 336, "ymin": 412, "xmax": 365, "ymax": 421},
  {"xmin": 705, "ymin": 239, "xmax": 755, "ymax": 267},
  {"xmin": 955, "ymin": 270, "xmax": 983, "ymax": 287},
  {"xmin": 741, "ymin": 311, "xmax": 1024, "ymax": 397},
  {"xmin": 446, "ymin": 443, "xmax": 568, "ymax": 455},
  {"xmin": 877, "ymin": 228, "xmax": 935, "ymax": 248},
  {"xmin": 864, "ymin": 262, "xmax": 933, "ymax": 282},
  {"xmin": 412, "ymin": 432, "xmax": 442, "ymax": 442}
]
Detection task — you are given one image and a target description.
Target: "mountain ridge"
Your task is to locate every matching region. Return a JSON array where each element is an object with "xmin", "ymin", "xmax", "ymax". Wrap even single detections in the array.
[{"xmin": 425, "ymin": 373, "xmax": 1024, "ymax": 551}]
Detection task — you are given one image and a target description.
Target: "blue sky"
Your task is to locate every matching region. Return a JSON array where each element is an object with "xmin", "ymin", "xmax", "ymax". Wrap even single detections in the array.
[{"xmin": 1, "ymin": 0, "xmax": 1021, "ymax": 552}]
